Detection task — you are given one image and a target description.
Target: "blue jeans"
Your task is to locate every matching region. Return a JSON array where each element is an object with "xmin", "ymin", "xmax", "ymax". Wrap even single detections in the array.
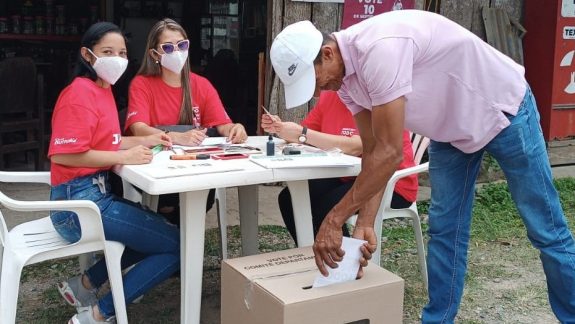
[
  {"xmin": 422, "ymin": 88, "xmax": 575, "ymax": 323},
  {"xmin": 50, "ymin": 171, "xmax": 180, "ymax": 318}
]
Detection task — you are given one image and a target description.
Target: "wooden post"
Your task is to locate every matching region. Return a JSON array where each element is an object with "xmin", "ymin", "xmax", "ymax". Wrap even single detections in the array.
[
  {"xmin": 441, "ymin": 0, "xmax": 524, "ymax": 40},
  {"xmin": 257, "ymin": 52, "xmax": 266, "ymax": 135}
]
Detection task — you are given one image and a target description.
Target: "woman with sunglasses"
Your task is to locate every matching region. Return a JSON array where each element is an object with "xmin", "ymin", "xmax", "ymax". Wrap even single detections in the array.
[
  {"xmin": 125, "ymin": 18, "xmax": 247, "ymax": 146},
  {"xmin": 125, "ymin": 18, "xmax": 247, "ymax": 224},
  {"xmin": 49, "ymin": 22, "xmax": 180, "ymax": 324}
]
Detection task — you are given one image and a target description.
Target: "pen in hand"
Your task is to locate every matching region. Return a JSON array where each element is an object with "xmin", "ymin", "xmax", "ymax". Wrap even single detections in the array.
[
  {"xmin": 262, "ymin": 105, "xmax": 271, "ymax": 116},
  {"xmin": 151, "ymin": 144, "xmax": 164, "ymax": 155},
  {"xmin": 262, "ymin": 105, "xmax": 278, "ymax": 132}
]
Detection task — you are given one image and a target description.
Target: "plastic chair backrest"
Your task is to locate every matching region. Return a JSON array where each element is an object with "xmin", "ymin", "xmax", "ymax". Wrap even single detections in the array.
[
  {"xmin": 0, "ymin": 209, "xmax": 7, "ymax": 247},
  {"xmin": 410, "ymin": 132, "xmax": 430, "ymax": 165},
  {"xmin": 0, "ymin": 171, "xmax": 128, "ymax": 324},
  {"xmin": 0, "ymin": 171, "xmax": 51, "ymax": 247}
]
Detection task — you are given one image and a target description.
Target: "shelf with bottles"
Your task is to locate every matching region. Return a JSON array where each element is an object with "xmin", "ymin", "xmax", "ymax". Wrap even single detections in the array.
[
  {"xmin": 0, "ymin": 33, "xmax": 81, "ymax": 42},
  {"xmin": 120, "ymin": 0, "xmax": 184, "ymax": 19},
  {"xmin": 0, "ymin": 1, "xmax": 101, "ymax": 38},
  {"xmin": 208, "ymin": 0, "xmax": 239, "ymax": 15},
  {"xmin": 199, "ymin": 14, "xmax": 240, "ymax": 67}
]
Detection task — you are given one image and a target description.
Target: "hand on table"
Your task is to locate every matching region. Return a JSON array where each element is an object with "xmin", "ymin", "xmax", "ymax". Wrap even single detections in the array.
[
  {"xmin": 119, "ymin": 145, "xmax": 153, "ymax": 165},
  {"xmin": 227, "ymin": 123, "xmax": 248, "ymax": 143},
  {"xmin": 174, "ymin": 128, "xmax": 208, "ymax": 146},
  {"xmin": 144, "ymin": 132, "xmax": 172, "ymax": 148}
]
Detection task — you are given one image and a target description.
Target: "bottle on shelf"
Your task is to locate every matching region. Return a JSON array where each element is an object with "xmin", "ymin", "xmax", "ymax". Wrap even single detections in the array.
[
  {"xmin": 0, "ymin": 17, "xmax": 8, "ymax": 33},
  {"xmin": 22, "ymin": 0, "xmax": 33, "ymax": 16},
  {"xmin": 11, "ymin": 15, "xmax": 21, "ymax": 34}
]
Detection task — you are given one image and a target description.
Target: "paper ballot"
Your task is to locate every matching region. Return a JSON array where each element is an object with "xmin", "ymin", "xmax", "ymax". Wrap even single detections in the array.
[{"xmin": 313, "ymin": 237, "xmax": 367, "ymax": 288}]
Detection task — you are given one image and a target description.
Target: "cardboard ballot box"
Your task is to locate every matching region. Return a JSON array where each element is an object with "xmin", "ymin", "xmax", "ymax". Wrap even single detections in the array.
[{"xmin": 221, "ymin": 247, "xmax": 404, "ymax": 324}]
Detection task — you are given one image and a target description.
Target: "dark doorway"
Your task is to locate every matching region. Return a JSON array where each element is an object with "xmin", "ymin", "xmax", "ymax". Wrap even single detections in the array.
[{"xmin": 185, "ymin": 0, "xmax": 267, "ymax": 135}]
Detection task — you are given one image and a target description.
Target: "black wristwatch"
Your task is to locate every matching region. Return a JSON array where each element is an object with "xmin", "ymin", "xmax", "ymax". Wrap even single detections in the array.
[{"xmin": 298, "ymin": 126, "xmax": 308, "ymax": 143}]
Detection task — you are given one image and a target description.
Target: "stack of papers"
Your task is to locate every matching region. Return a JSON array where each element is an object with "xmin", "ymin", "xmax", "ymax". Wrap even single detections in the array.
[{"xmin": 172, "ymin": 144, "xmax": 263, "ymax": 156}]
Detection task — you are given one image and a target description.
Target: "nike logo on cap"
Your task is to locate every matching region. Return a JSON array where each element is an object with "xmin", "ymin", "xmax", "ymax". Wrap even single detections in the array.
[{"xmin": 288, "ymin": 63, "xmax": 298, "ymax": 76}]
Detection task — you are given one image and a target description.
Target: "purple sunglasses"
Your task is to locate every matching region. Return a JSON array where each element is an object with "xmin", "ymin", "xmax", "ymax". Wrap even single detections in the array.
[{"xmin": 159, "ymin": 39, "xmax": 190, "ymax": 54}]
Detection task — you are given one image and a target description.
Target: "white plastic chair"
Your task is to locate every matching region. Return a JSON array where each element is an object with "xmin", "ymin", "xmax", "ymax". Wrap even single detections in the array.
[
  {"xmin": 0, "ymin": 171, "xmax": 128, "ymax": 324},
  {"xmin": 347, "ymin": 133, "xmax": 430, "ymax": 289},
  {"xmin": 122, "ymin": 180, "xmax": 229, "ymax": 259}
]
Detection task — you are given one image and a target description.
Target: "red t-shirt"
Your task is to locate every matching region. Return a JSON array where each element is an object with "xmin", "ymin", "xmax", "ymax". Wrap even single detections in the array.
[
  {"xmin": 125, "ymin": 72, "xmax": 232, "ymax": 131},
  {"xmin": 303, "ymin": 91, "xmax": 418, "ymax": 202},
  {"xmin": 48, "ymin": 77, "xmax": 122, "ymax": 186}
]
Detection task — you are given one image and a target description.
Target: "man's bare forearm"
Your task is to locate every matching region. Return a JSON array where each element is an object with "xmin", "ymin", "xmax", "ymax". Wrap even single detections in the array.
[{"xmin": 328, "ymin": 145, "xmax": 402, "ymax": 227}]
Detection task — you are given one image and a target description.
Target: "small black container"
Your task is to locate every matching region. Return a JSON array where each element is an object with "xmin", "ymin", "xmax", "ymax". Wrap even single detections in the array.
[{"xmin": 266, "ymin": 135, "xmax": 275, "ymax": 156}]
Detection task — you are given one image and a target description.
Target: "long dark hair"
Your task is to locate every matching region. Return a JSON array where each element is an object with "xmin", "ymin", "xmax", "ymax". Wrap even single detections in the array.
[
  {"xmin": 138, "ymin": 18, "xmax": 194, "ymax": 125},
  {"xmin": 72, "ymin": 21, "xmax": 126, "ymax": 82}
]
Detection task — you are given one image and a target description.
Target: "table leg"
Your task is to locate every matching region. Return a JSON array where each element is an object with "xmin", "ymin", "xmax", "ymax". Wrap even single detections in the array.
[
  {"xmin": 179, "ymin": 190, "xmax": 209, "ymax": 324},
  {"xmin": 238, "ymin": 184, "xmax": 259, "ymax": 256},
  {"xmin": 286, "ymin": 180, "xmax": 314, "ymax": 247}
]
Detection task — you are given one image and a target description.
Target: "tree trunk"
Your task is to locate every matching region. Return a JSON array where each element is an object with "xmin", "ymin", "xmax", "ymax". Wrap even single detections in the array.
[{"xmin": 266, "ymin": 0, "xmax": 343, "ymax": 123}]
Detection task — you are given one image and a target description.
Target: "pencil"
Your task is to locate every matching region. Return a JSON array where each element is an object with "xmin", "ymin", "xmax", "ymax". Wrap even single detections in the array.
[
  {"xmin": 152, "ymin": 144, "xmax": 163, "ymax": 155},
  {"xmin": 261, "ymin": 105, "xmax": 271, "ymax": 115}
]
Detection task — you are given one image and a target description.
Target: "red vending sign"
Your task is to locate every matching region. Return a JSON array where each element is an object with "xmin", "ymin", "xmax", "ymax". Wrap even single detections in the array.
[
  {"xmin": 342, "ymin": 0, "xmax": 414, "ymax": 28},
  {"xmin": 525, "ymin": 0, "xmax": 575, "ymax": 140},
  {"xmin": 553, "ymin": 2, "xmax": 575, "ymax": 107}
]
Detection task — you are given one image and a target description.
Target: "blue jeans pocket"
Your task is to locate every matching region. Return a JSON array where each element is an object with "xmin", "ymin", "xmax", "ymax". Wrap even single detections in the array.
[{"xmin": 50, "ymin": 211, "xmax": 81, "ymax": 243}]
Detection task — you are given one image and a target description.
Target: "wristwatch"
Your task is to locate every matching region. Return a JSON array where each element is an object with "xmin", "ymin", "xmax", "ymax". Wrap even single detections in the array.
[{"xmin": 298, "ymin": 126, "xmax": 308, "ymax": 143}]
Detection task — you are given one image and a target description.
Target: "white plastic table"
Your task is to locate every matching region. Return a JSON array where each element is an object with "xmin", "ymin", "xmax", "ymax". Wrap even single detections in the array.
[
  {"xmin": 114, "ymin": 154, "xmax": 272, "ymax": 324},
  {"xmin": 113, "ymin": 136, "xmax": 361, "ymax": 324}
]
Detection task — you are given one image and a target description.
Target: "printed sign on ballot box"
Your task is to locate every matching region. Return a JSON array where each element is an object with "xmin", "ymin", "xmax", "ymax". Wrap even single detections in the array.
[{"xmin": 342, "ymin": 0, "xmax": 414, "ymax": 28}]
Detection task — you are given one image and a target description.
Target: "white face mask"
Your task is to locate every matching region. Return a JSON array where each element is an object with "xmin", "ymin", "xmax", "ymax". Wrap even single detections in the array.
[
  {"xmin": 87, "ymin": 48, "xmax": 128, "ymax": 85},
  {"xmin": 159, "ymin": 50, "xmax": 188, "ymax": 74}
]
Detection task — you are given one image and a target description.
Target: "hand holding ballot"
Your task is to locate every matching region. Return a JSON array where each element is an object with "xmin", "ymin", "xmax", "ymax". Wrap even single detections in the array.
[
  {"xmin": 313, "ymin": 237, "xmax": 369, "ymax": 287},
  {"xmin": 313, "ymin": 220, "xmax": 376, "ymax": 279}
]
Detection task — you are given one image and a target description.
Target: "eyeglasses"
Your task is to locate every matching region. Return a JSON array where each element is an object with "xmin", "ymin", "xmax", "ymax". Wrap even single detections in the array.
[{"xmin": 158, "ymin": 39, "xmax": 190, "ymax": 54}]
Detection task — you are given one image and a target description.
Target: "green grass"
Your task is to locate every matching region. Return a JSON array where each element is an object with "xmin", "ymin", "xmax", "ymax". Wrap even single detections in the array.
[{"xmin": 383, "ymin": 177, "xmax": 575, "ymax": 322}]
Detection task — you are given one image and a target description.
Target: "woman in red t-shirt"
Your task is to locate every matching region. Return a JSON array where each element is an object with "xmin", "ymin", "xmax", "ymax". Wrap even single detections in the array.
[
  {"xmin": 125, "ymin": 18, "xmax": 247, "ymax": 145},
  {"xmin": 125, "ymin": 18, "xmax": 248, "ymax": 222},
  {"xmin": 261, "ymin": 91, "xmax": 418, "ymax": 244},
  {"xmin": 48, "ymin": 22, "xmax": 179, "ymax": 324}
]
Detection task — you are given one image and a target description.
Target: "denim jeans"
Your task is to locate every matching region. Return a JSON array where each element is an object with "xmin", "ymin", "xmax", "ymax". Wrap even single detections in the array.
[
  {"xmin": 50, "ymin": 171, "xmax": 180, "ymax": 318},
  {"xmin": 422, "ymin": 88, "xmax": 575, "ymax": 323}
]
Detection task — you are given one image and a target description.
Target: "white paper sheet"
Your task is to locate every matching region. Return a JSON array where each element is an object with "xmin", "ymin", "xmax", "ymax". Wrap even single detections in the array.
[
  {"xmin": 201, "ymin": 137, "xmax": 229, "ymax": 146},
  {"xmin": 313, "ymin": 237, "xmax": 367, "ymax": 288},
  {"xmin": 249, "ymin": 154, "xmax": 358, "ymax": 169},
  {"xmin": 135, "ymin": 160, "xmax": 243, "ymax": 179}
]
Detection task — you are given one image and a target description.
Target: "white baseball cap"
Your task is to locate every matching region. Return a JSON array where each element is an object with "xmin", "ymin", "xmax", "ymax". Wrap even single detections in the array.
[{"xmin": 270, "ymin": 20, "xmax": 323, "ymax": 109}]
